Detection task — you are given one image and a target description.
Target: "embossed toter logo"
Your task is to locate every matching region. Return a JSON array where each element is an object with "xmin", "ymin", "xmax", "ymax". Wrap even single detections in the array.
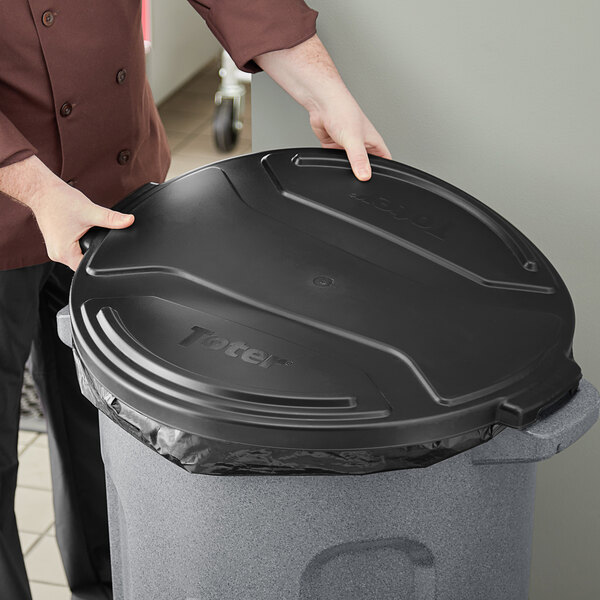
[
  {"xmin": 179, "ymin": 326, "xmax": 293, "ymax": 369},
  {"xmin": 350, "ymin": 192, "xmax": 450, "ymax": 240}
]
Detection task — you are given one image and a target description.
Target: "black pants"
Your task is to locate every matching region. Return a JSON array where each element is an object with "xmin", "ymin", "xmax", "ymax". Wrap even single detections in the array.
[{"xmin": 0, "ymin": 262, "xmax": 111, "ymax": 600}]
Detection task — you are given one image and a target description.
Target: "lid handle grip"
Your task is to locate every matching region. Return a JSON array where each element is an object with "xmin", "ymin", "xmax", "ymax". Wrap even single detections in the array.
[
  {"xmin": 495, "ymin": 355, "xmax": 581, "ymax": 428},
  {"xmin": 79, "ymin": 182, "xmax": 160, "ymax": 254}
]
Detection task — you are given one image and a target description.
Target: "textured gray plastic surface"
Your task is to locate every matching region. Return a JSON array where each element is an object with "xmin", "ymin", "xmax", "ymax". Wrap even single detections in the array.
[
  {"xmin": 99, "ymin": 382, "xmax": 599, "ymax": 600},
  {"xmin": 472, "ymin": 379, "xmax": 599, "ymax": 464},
  {"xmin": 56, "ymin": 305, "xmax": 72, "ymax": 348}
]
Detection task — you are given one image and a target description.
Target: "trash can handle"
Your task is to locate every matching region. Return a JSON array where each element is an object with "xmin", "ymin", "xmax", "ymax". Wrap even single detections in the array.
[
  {"xmin": 79, "ymin": 182, "xmax": 160, "ymax": 253},
  {"xmin": 472, "ymin": 379, "xmax": 600, "ymax": 464},
  {"xmin": 57, "ymin": 305, "xmax": 73, "ymax": 348},
  {"xmin": 495, "ymin": 353, "xmax": 582, "ymax": 428}
]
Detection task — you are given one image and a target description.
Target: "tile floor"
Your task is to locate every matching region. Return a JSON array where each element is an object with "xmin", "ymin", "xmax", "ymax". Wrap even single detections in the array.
[
  {"xmin": 16, "ymin": 58, "xmax": 251, "ymax": 600},
  {"xmin": 16, "ymin": 430, "xmax": 66, "ymax": 600}
]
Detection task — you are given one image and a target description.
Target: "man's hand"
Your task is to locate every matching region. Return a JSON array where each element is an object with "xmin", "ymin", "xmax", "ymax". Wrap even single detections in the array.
[
  {"xmin": 0, "ymin": 155, "xmax": 134, "ymax": 271},
  {"xmin": 255, "ymin": 34, "xmax": 391, "ymax": 181}
]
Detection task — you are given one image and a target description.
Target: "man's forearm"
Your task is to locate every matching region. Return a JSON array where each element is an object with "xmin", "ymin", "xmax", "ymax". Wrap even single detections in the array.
[
  {"xmin": 255, "ymin": 34, "xmax": 352, "ymax": 114},
  {"xmin": 0, "ymin": 155, "xmax": 134, "ymax": 270},
  {"xmin": 255, "ymin": 34, "xmax": 390, "ymax": 180},
  {"xmin": 0, "ymin": 155, "xmax": 62, "ymax": 212}
]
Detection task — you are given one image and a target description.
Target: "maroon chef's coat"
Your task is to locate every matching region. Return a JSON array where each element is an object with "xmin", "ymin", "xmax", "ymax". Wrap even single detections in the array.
[{"xmin": 0, "ymin": 0, "xmax": 317, "ymax": 270}]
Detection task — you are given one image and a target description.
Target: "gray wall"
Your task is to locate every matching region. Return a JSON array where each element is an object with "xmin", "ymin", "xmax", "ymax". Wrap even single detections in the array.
[{"xmin": 251, "ymin": 1, "xmax": 600, "ymax": 597}]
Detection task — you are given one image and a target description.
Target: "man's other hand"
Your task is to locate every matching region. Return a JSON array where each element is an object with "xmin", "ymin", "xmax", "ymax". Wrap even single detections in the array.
[
  {"xmin": 306, "ymin": 91, "xmax": 390, "ymax": 181},
  {"xmin": 0, "ymin": 155, "xmax": 134, "ymax": 271},
  {"xmin": 255, "ymin": 34, "xmax": 392, "ymax": 181}
]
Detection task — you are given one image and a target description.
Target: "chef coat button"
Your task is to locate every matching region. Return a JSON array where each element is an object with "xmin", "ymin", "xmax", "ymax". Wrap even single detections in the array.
[
  {"xmin": 117, "ymin": 149, "xmax": 131, "ymax": 165},
  {"xmin": 116, "ymin": 69, "xmax": 127, "ymax": 85},
  {"xmin": 60, "ymin": 102, "xmax": 73, "ymax": 117},
  {"xmin": 66, "ymin": 178, "xmax": 77, "ymax": 187},
  {"xmin": 42, "ymin": 10, "xmax": 55, "ymax": 27}
]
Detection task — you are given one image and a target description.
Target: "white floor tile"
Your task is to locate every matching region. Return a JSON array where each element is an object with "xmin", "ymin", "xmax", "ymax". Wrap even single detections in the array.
[
  {"xmin": 15, "ymin": 487, "xmax": 55, "ymax": 534},
  {"xmin": 18, "ymin": 431, "xmax": 38, "ymax": 446},
  {"xmin": 32, "ymin": 434, "xmax": 49, "ymax": 449},
  {"xmin": 29, "ymin": 581, "xmax": 70, "ymax": 600},
  {"xmin": 19, "ymin": 531, "xmax": 40, "ymax": 555},
  {"xmin": 165, "ymin": 129, "xmax": 192, "ymax": 152},
  {"xmin": 166, "ymin": 153, "xmax": 216, "ymax": 179},
  {"xmin": 160, "ymin": 91, "xmax": 215, "ymax": 115},
  {"xmin": 176, "ymin": 133, "xmax": 252, "ymax": 159},
  {"xmin": 157, "ymin": 108, "xmax": 208, "ymax": 135},
  {"xmin": 17, "ymin": 445, "xmax": 52, "ymax": 490},
  {"xmin": 25, "ymin": 535, "xmax": 68, "ymax": 586}
]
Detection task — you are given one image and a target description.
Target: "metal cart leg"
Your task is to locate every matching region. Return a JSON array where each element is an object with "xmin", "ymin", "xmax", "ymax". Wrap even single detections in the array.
[{"xmin": 213, "ymin": 50, "xmax": 251, "ymax": 152}]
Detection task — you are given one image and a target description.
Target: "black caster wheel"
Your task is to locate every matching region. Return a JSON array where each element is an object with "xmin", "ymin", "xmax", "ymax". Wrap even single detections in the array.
[{"xmin": 213, "ymin": 98, "xmax": 239, "ymax": 152}]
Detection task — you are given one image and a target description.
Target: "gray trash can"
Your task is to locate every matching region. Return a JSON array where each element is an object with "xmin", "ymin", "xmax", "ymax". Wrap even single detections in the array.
[{"xmin": 59, "ymin": 149, "xmax": 600, "ymax": 600}]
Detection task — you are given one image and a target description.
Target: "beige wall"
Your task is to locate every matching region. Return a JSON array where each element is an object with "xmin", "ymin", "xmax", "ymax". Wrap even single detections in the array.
[
  {"xmin": 146, "ymin": 0, "xmax": 220, "ymax": 104},
  {"xmin": 251, "ymin": 2, "xmax": 600, "ymax": 597}
]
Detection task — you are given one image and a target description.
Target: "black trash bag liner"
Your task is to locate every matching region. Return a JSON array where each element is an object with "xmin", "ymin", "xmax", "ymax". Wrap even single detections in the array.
[{"xmin": 74, "ymin": 349, "xmax": 503, "ymax": 476}]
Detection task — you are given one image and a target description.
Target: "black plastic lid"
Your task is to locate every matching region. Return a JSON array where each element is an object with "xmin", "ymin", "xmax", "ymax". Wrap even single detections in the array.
[{"xmin": 70, "ymin": 148, "xmax": 581, "ymax": 454}]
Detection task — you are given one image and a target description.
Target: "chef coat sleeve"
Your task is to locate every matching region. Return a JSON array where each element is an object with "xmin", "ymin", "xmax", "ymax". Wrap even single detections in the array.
[
  {"xmin": 188, "ymin": 0, "xmax": 318, "ymax": 73},
  {"xmin": 0, "ymin": 110, "xmax": 36, "ymax": 168}
]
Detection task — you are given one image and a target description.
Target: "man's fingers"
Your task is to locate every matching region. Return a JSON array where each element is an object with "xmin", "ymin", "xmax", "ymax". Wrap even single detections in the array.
[
  {"xmin": 65, "ymin": 243, "xmax": 84, "ymax": 272},
  {"xmin": 92, "ymin": 205, "xmax": 135, "ymax": 230},
  {"xmin": 56, "ymin": 204, "xmax": 135, "ymax": 270},
  {"xmin": 49, "ymin": 241, "xmax": 83, "ymax": 272},
  {"xmin": 345, "ymin": 140, "xmax": 372, "ymax": 181},
  {"xmin": 368, "ymin": 140, "xmax": 392, "ymax": 161},
  {"xmin": 365, "ymin": 129, "xmax": 392, "ymax": 160}
]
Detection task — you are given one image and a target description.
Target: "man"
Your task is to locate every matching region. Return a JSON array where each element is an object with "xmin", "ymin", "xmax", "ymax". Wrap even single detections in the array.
[{"xmin": 0, "ymin": 1, "xmax": 390, "ymax": 598}]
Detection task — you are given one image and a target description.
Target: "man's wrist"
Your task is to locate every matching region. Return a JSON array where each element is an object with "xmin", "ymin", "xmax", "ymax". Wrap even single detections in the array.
[
  {"xmin": 256, "ymin": 34, "xmax": 351, "ymax": 115},
  {"xmin": 0, "ymin": 154, "xmax": 63, "ymax": 213},
  {"xmin": 300, "ymin": 76, "xmax": 354, "ymax": 115}
]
